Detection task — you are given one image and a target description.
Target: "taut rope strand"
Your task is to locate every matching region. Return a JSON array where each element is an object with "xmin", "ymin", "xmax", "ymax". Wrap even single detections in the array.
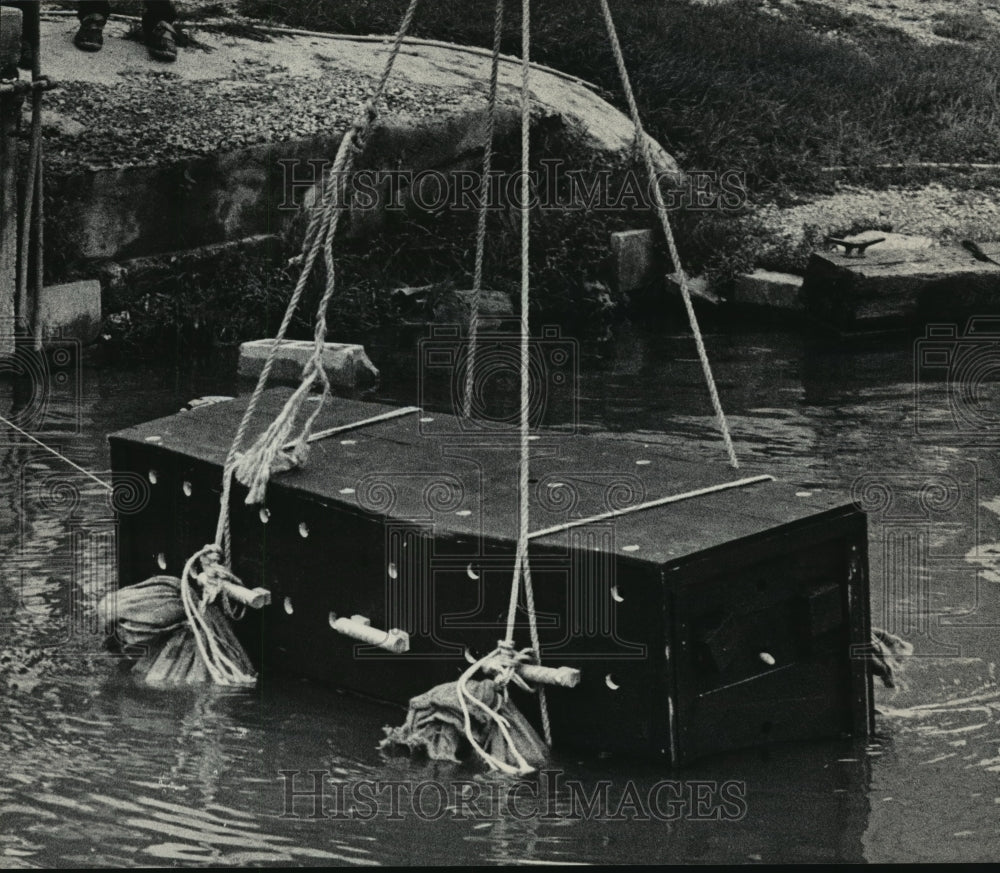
[
  {"xmin": 463, "ymin": 0, "xmax": 505, "ymax": 419},
  {"xmin": 597, "ymin": 0, "xmax": 739, "ymax": 470}
]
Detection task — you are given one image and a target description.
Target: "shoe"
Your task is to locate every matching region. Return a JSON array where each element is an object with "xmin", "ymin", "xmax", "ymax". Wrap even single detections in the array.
[
  {"xmin": 73, "ymin": 13, "xmax": 106, "ymax": 52},
  {"xmin": 146, "ymin": 21, "xmax": 177, "ymax": 62}
]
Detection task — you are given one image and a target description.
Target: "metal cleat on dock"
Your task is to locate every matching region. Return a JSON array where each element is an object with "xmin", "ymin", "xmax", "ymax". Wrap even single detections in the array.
[{"xmin": 825, "ymin": 236, "xmax": 886, "ymax": 257}]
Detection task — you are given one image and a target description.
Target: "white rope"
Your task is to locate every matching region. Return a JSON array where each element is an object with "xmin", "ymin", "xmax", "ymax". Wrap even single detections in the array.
[
  {"xmin": 462, "ymin": 0, "xmax": 505, "ymax": 419},
  {"xmin": 597, "ymin": 0, "xmax": 739, "ymax": 470},
  {"xmin": 503, "ymin": 0, "xmax": 552, "ymax": 747},
  {"xmin": 455, "ymin": 646, "xmax": 536, "ymax": 776},
  {"xmin": 454, "ymin": 0, "xmax": 553, "ymax": 768},
  {"xmin": 221, "ymin": 0, "xmax": 423, "ymax": 545},
  {"xmin": 0, "ymin": 413, "xmax": 112, "ymax": 492},
  {"xmin": 179, "ymin": 545, "xmax": 256, "ymax": 686}
]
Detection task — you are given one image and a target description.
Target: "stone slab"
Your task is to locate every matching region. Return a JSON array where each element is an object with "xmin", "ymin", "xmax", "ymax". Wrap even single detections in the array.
[
  {"xmin": 37, "ymin": 279, "xmax": 102, "ymax": 344},
  {"xmin": 733, "ymin": 269, "xmax": 804, "ymax": 311},
  {"xmin": 238, "ymin": 339, "xmax": 379, "ymax": 393},
  {"xmin": 610, "ymin": 228, "xmax": 658, "ymax": 293},
  {"xmin": 802, "ymin": 244, "xmax": 1000, "ymax": 331}
]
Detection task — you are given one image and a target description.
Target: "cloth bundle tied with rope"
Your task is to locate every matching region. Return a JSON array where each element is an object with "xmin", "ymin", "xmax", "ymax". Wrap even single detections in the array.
[
  {"xmin": 383, "ymin": 0, "xmax": 560, "ymax": 776},
  {"xmin": 380, "ymin": 643, "xmax": 549, "ymax": 775},
  {"xmin": 99, "ymin": 547, "xmax": 257, "ymax": 686}
]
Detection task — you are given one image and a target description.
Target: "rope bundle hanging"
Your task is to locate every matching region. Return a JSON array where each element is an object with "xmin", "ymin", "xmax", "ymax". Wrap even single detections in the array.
[
  {"xmin": 103, "ymin": 0, "xmax": 424, "ymax": 687},
  {"xmin": 230, "ymin": 0, "xmax": 422, "ymax": 515}
]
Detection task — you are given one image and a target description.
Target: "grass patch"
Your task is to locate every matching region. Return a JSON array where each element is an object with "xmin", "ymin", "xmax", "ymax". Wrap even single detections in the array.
[
  {"xmin": 239, "ymin": 0, "xmax": 1000, "ymax": 198},
  {"xmin": 931, "ymin": 11, "xmax": 993, "ymax": 42}
]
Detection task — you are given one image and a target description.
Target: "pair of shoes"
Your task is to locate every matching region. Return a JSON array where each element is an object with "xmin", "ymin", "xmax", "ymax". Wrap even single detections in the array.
[
  {"xmin": 145, "ymin": 21, "xmax": 178, "ymax": 63},
  {"xmin": 73, "ymin": 12, "xmax": 106, "ymax": 52},
  {"xmin": 72, "ymin": 14, "xmax": 177, "ymax": 63}
]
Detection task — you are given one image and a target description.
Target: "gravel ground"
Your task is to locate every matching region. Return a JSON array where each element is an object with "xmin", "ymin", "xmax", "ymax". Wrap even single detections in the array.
[
  {"xmin": 754, "ymin": 184, "xmax": 1000, "ymax": 250},
  {"xmin": 43, "ymin": 69, "xmax": 462, "ymax": 173},
  {"xmin": 36, "ymin": 16, "xmax": 467, "ymax": 175},
  {"xmin": 31, "ymin": 14, "xmax": 671, "ymax": 175}
]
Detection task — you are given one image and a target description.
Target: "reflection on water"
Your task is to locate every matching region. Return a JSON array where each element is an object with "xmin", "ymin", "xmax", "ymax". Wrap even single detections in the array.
[{"xmin": 1, "ymin": 327, "xmax": 999, "ymax": 865}]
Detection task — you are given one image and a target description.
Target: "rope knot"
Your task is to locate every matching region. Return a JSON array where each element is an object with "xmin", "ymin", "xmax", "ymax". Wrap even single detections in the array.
[
  {"xmin": 492, "ymin": 640, "xmax": 534, "ymax": 693},
  {"xmin": 176, "ymin": 545, "xmax": 256, "ymax": 684}
]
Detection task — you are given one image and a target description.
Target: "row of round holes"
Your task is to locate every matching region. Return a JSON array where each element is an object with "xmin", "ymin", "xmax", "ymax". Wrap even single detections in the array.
[
  {"xmin": 150, "ymin": 470, "xmax": 543, "ymax": 547},
  {"xmin": 154, "ymin": 467, "xmax": 646, "ymax": 551},
  {"xmin": 152, "ymin": 457, "xmax": 629, "ymax": 686},
  {"xmin": 283, "ymin": 593, "xmax": 626, "ymax": 692},
  {"xmin": 151, "ymin": 472, "xmax": 313, "ymax": 539},
  {"xmin": 152, "ymin": 555, "xmax": 626, "ymax": 613}
]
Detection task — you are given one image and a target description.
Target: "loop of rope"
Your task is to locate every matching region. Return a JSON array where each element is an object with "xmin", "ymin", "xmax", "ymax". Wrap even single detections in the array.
[
  {"xmin": 597, "ymin": 0, "xmax": 739, "ymax": 470},
  {"xmin": 462, "ymin": 0, "xmax": 506, "ymax": 419}
]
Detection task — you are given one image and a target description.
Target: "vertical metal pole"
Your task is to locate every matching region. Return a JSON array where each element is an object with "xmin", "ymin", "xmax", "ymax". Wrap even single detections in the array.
[
  {"xmin": 30, "ymin": 3, "xmax": 43, "ymax": 352},
  {"xmin": 0, "ymin": 7, "xmax": 23, "ymax": 359}
]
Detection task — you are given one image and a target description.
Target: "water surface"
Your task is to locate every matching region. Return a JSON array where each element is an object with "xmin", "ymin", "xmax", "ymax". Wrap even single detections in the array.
[{"xmin": 2, "ymin": 326, "xmax": 999, "ymax": 865}]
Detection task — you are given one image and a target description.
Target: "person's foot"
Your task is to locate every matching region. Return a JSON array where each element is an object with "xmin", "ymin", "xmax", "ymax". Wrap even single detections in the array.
[
  {"xmin": 146, "ymin": 21, "xmax": 177, "ymax": 62},
  {"xmin": 73, "ymin": 13, "xmax": 106, "ymax": 52}
]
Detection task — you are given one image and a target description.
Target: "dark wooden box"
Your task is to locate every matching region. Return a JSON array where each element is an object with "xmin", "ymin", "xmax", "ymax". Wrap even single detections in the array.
[{"xmin": 109, "ymin": 389, "xmax": 873, "ymax": 764}]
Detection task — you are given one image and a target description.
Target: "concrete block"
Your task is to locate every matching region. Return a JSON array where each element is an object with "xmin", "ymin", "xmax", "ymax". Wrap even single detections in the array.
[
  {"xmin": 0, "ymin": 8, "xmax": 22, "ymax": 72},
  {"xmin": 611, "ymin": 228, "xmax": 658, "ymax": 293},
  {"xmin": 733, "ymin": 270, "xmax": 804, "ymax": 311},
  {"xmin": 238, "ymin": 339, "xmax": 379, "ymax": 393},
  {"xmin": 37, "ymin": 280, "xmax": 102, "ymax": 344},
  {"xmin": 803, "ymin": 244, "xmax": 1000, "ymax": 330}
]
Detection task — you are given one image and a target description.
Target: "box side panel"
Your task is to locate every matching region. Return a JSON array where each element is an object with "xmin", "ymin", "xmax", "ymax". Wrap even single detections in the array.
[{"xmin": 670, "ymin": 510, "xmax": 870, "ymax": 764}]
